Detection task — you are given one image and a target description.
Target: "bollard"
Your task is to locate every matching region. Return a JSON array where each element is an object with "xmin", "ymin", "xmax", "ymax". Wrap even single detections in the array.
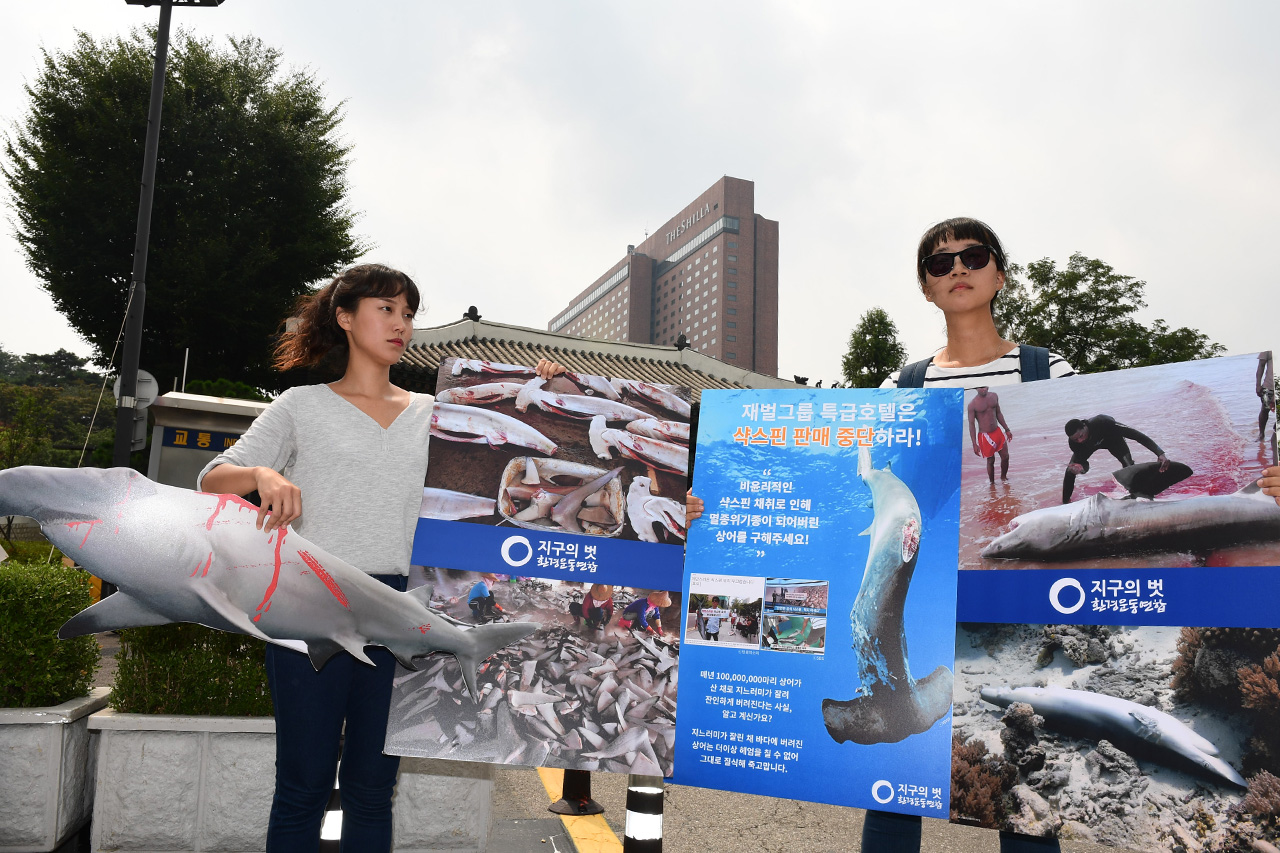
[
  {"xmin": 623, "ymin": 774, "xmax": 664, "ymax": 852},
  {"xmin": 548, "ymin": 768, "xmax": 604, "ymax": 816}
]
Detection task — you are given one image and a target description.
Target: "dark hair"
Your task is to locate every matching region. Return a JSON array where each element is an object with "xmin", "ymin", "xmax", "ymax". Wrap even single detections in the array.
[
  {"xmin": 1065, "ymin": 418, "xmax": 1086, "ymax": 436},
  {"xmin": 274, "ymin": 264, "xmax": 420, "ymax": 371},
  {"xmin": 915, "ymin": 217, "xmax": 1007, "ymax": 289}
]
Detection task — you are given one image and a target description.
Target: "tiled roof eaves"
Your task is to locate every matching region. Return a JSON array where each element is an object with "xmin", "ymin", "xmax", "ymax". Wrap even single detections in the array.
[{"xmin": 396, "ymin": 318, "xmax": 795, "ymax": 396}]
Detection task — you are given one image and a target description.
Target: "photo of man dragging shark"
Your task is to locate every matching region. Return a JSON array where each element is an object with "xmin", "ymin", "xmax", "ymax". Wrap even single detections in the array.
[
  {"xmin": 0, "ymin": 465, "xmax": 538, "ymax": 699},
  {"xmin": 960, "ymin": 352, "xmax": 1280, "ymax": 570}
]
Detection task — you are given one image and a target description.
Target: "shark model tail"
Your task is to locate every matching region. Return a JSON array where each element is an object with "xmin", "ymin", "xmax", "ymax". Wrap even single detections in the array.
[{"xmin": 439, "ymin": 620, "xmax": 540, "ymax": 701}]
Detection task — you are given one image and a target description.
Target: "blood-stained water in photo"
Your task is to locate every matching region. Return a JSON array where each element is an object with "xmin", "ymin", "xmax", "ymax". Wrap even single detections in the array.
[{"xmin": 959, "ymin": 353, "xmax": 1277, "ymax": 571}]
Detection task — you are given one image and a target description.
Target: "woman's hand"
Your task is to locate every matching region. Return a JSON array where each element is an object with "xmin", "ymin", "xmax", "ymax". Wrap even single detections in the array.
[
  {"xmin": 686, "ymin": 490, "xmax": 704, "ymax": 524},
  {"xmin": 253, "ymin": 467, "xmax": 302, "ymax": 532},
  {"xmin": 535, "ymin": 359, "xmax": 566, "ymax": 380},
  {"xmin": 1259, "ymin": 466, "xmax": 1280, "ymax": 506}
]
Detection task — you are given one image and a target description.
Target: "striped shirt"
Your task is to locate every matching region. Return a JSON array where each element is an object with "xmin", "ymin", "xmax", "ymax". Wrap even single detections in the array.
[{"xmin": 882, "ymin": 346, "xmax": 1075, "ymax": 390}]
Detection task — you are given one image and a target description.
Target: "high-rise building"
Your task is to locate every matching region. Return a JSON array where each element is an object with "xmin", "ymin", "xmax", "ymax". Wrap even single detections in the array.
[{"xmin": 547, "ymin": 176, "xmax": 778, "ymax": 376}]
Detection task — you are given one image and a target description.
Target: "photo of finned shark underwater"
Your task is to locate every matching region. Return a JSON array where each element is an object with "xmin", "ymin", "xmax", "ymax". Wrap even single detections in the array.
[
  {"xmin": 420, "ymin": 358, "xmax": 691, "ymax": 543},
  {"xmin": 384, "ymin": 572, "xmax": 680, "ymax": 776},
  {"xmin": 674, "ymin": 387, "xmax": 963, "ymax": 814},
  {"xmin": 953, "ymin": 621, "xmax": 1280, "ymax": 852},
  {"xmin": 961, "ymin": 352, "xmax": 1278, "ymax": 571}
]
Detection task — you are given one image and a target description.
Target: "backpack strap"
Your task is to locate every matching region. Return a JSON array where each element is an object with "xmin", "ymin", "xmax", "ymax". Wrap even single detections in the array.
[
  {"xmin": 1018, "ymin": 345, "xmax": 1051, "ymax": 382},
  {"xmin": 896, "ymin": 357, "xmax": 934, "ymax": 388}
]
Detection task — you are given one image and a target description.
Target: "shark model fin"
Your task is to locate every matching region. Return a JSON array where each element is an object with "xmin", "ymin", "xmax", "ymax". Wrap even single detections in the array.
[
  {"xmin": 405, "ymin": 584, "xmax": 435, "ymax": 607},
  {"xmin": 306, "ymin": 639, "xmax": 346, "ymax": 670},
  {"xmin": 452, "ymin": 621, "xmax": 540, "ymax": 701},
  {"xmin": 58, "ymin": 592, "xmax": 171, "ymax": 638},
  {"xmin": 193, "ymin": 586, "xmax": 277, "ymax": 643}
]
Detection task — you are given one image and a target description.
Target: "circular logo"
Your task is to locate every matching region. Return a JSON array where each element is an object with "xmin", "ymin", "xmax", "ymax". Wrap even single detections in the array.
[
  {"xmin": 872, "ymin": 780, "xmax": 895, "ymax": 805},
  {"xmin": 1049, "ymin": 577, "xmax": 1085, "ymax": 614},
  {"xmin": 501, "ymin": 535, "xmax": 533, "ymax": 568}
]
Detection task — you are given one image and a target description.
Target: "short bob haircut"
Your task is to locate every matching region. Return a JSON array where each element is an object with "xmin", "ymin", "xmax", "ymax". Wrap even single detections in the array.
[
  {"xmin": 274, "ymin": 263, "xmax": 420, "ymax": 372},
  {"xmin": 915, "ymin": 217, "xmax": 1008, "ymax": 289}
]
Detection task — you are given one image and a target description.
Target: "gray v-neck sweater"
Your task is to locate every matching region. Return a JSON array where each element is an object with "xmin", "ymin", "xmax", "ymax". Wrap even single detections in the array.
[{"xmin": 197, "ymin": 385, "xmax": 433, "ymax": 576}]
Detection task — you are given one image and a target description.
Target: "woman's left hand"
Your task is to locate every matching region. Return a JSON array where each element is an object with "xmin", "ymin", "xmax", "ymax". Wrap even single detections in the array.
[{"xmin": 686, "ymin": 490, "xmax": 704, "ymax": 523}]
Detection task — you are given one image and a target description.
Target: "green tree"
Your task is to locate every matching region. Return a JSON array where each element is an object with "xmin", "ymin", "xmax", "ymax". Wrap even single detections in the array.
[
  {"xmin": 841, "ymin": 307, "xmax": 907, "ymax": 388},
  {"xmin": 1000, "ymin": 253, "xmax": 1223, "ymax": 373},
  {"xmin": 0, "ymin": 384, "xmax": 55, "ymax": 472},
  {"xmin": 4, "ymin": 29, "xmax": 365, "ymax": 393}
]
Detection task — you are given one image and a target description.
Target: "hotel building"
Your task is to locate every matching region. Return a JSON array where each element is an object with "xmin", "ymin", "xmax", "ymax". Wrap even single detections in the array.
[{"xmin": 547, "ymin": 176, "xmax": 779, "ymax": 376}]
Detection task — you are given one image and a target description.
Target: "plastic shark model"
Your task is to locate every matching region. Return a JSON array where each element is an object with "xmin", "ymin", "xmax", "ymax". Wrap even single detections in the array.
[{"xmin": 0, "ymin": 466, "xmax": 537, "ymax": 700}]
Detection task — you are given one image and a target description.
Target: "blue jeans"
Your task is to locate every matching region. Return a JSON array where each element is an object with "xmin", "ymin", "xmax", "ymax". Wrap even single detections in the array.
[
  {"xmin": 861, "ymin": 810, "xmax": 1061, "ymax": 852},
  {"xmin": 265, "ymin": 574, "xmax": 406, "ymax": 853}
]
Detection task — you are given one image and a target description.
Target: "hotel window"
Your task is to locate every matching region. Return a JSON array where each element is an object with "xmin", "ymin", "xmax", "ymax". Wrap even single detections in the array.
[
  {"xmin": 712, "ymin": 245, "xmax": 718, "ymax": 252},
  {"xmin": 712, "ymin": 259, "xmax": 718, "ymax": 265},
  {"xmin": 727, "ymin": 321, "xmax": 736, "ymax": 328},
  {"xmin": 727, "ymin": 281, "xmax": 737, "ymax": 288},
  {"xmin": 727, "ymin": 255, "xmax": 737, "ymax": 262},
  {"xmin": 711, "ymin": 338, "xmax": 716, "ymax": 345},
  {"xmin": 727, "ymin": 308, "xmax": 737, "ymax": 315},
  {"xmin": 727, "ymin": 268, "xmax": 738, "ymax": 275},
  {"xmin": 728, "ymin": 241, "xmax": 737, "ymax": 249},
  {"xmin": 727, "ymin": 352, "xmax": 737, "ymax": 360},
  {"xmin": 712, "ymin": 312, "xmax": 717, "ymax": 318},
  {"xmin": 711, "ymin": 325, "xmax": 716, "ymax": 331},
  {"xmin": 727, "ymin": 294, "xmax": 737, "ymax": 301},
  {"xmin": 726, "ymin": 335, "xmax": 736, "ymax": 342}
]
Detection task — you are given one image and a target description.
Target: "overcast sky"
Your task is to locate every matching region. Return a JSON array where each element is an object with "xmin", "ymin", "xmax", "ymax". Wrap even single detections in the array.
[{"xmin": 2, "ymin": 1, "xmax": 1276, "ymax": 386}]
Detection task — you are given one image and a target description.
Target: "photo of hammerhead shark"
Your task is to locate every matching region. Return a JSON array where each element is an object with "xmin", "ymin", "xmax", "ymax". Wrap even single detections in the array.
[
  {"xmin": 822, "ymin": 446, "xmax": 953, "ymax": 745},
  {"xmin": 0, "ymin": 466, "xmax": 538, "ymax": 700}
]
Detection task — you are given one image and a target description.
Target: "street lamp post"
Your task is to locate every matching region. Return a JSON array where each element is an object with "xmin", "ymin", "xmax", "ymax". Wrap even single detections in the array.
[{"xmin": 113, "ymin": 0, "xmax": 225, "ymax": 468}]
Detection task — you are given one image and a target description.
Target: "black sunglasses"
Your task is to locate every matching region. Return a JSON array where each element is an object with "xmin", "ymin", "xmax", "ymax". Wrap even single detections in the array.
[{"xmin": 921, "ymin": 244, "xmax": 998, "ymax": 278}]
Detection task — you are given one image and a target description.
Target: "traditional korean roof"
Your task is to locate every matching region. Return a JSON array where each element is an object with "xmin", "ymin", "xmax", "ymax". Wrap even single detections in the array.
[{"xmin": 395, "ymin": 316, "xmax": 798, "ymax": 398}]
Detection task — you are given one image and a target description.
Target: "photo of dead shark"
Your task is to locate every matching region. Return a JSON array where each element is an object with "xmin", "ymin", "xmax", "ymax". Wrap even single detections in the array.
[
  {"xmin": 421, "ymin": 358, "xmax": 693, "ymax": 545},
  {"xmin": 980, "ymin": 684, "xmax": 1246, "ymax": 788},
  {"xmin": 959, "ymin": 353, "xmax": 1279, "ymax": 571},
  {"xmin": 822, "ymin": 445, "xmax": 953, "ymax": 745},
  {"xmin": 0, "ymin": 465, "xmax": 538, "ymax": 700},
  {"xmin": 981, "ymin": 480, "xmax": 1280, "ymax": 561}
]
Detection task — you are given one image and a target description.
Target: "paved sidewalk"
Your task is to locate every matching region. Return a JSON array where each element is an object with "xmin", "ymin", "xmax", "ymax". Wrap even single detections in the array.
[
  {"xmin": 92, "ymin": 637, "xmax": 1136, "ymax": 853},
  {"xmin": 492, "ymin": 766, "xmax": 1138, "ymax": 853}
]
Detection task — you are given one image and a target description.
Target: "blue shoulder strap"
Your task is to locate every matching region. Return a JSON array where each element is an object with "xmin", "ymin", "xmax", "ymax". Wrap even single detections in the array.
[
  {"xmin": 896, "ymin": 357, "xmax": 933, "ymax": 388},
  {"xmin": 1018, "ymin": 345, "xmax": 1051, "ymax": 382}
]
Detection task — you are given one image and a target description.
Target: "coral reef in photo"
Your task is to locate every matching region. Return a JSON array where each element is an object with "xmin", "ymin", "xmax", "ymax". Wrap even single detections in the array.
[
  {"xmin": 950, "ymin": 734, "xmax": 1017, "ymax": 829},
  {"xmin": 1038, "ymin": 624, "xmax": 1121, "ymax": 668},
  {"xmin": 1173, "ymin": 628, "xmax": 1280, "ymax": 778}
]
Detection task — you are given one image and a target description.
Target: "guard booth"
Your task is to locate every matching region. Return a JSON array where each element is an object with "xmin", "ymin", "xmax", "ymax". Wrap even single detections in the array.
[{"xmin": 146, "ymin": 392, "xmax": 267, "ymax": 489}]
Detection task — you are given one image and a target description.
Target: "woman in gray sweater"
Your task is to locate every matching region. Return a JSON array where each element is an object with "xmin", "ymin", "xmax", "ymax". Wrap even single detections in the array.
[{"xmin": 199, "ymin": 264, "xmax": 430, "ymax": 853}]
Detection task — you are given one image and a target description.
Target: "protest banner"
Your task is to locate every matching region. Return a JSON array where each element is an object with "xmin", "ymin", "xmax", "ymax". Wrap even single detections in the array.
[
  {"xmin": 674, "ymin": 387, "xmax": 964, "ymax": 816},
  {"xmin": 952, "ymin": 351, "xmax": 1280, "ymax": 850},
  {"xmin": 384, "ymin": 359, "xmax": 689, "ymax": 776}
]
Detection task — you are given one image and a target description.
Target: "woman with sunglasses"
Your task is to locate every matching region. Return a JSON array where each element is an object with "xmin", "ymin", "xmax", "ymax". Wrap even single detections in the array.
[{"xmin": 861, "ymin": 218, "xmax": 1073, "ymax": 853}]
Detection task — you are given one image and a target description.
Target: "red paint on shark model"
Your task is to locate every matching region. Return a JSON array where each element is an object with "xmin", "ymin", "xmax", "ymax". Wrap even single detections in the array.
[
  {"xmin": 202, "ymin": 493, "xmax": 260, "ymax": 531},
  {"xmin": 298, "ymin": 549, "xmax": 350, "ymax": 609},
  {"xmin": 253, "ymin": 527, "xmax": 287, "ymax": 622},
  {"xmin": 65, "ymin": 519, "xmax": 103, "ymax": 548},
  {"xmin": 190, "ymin": 552, "xmax": 213, "ymax": 578}
]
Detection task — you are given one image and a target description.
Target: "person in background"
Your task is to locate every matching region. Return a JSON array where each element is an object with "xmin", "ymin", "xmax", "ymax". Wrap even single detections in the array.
[
  {"xmin": 618, "ymin": 590, "xmax": 670, "ymax": 635},
  {"xmin": 571, "ymin": 583, "xmax": 615, "ymax": 631},
  {"xmin": 468, "ymin": 572, "xmax": 505, "ymax": 622}
]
